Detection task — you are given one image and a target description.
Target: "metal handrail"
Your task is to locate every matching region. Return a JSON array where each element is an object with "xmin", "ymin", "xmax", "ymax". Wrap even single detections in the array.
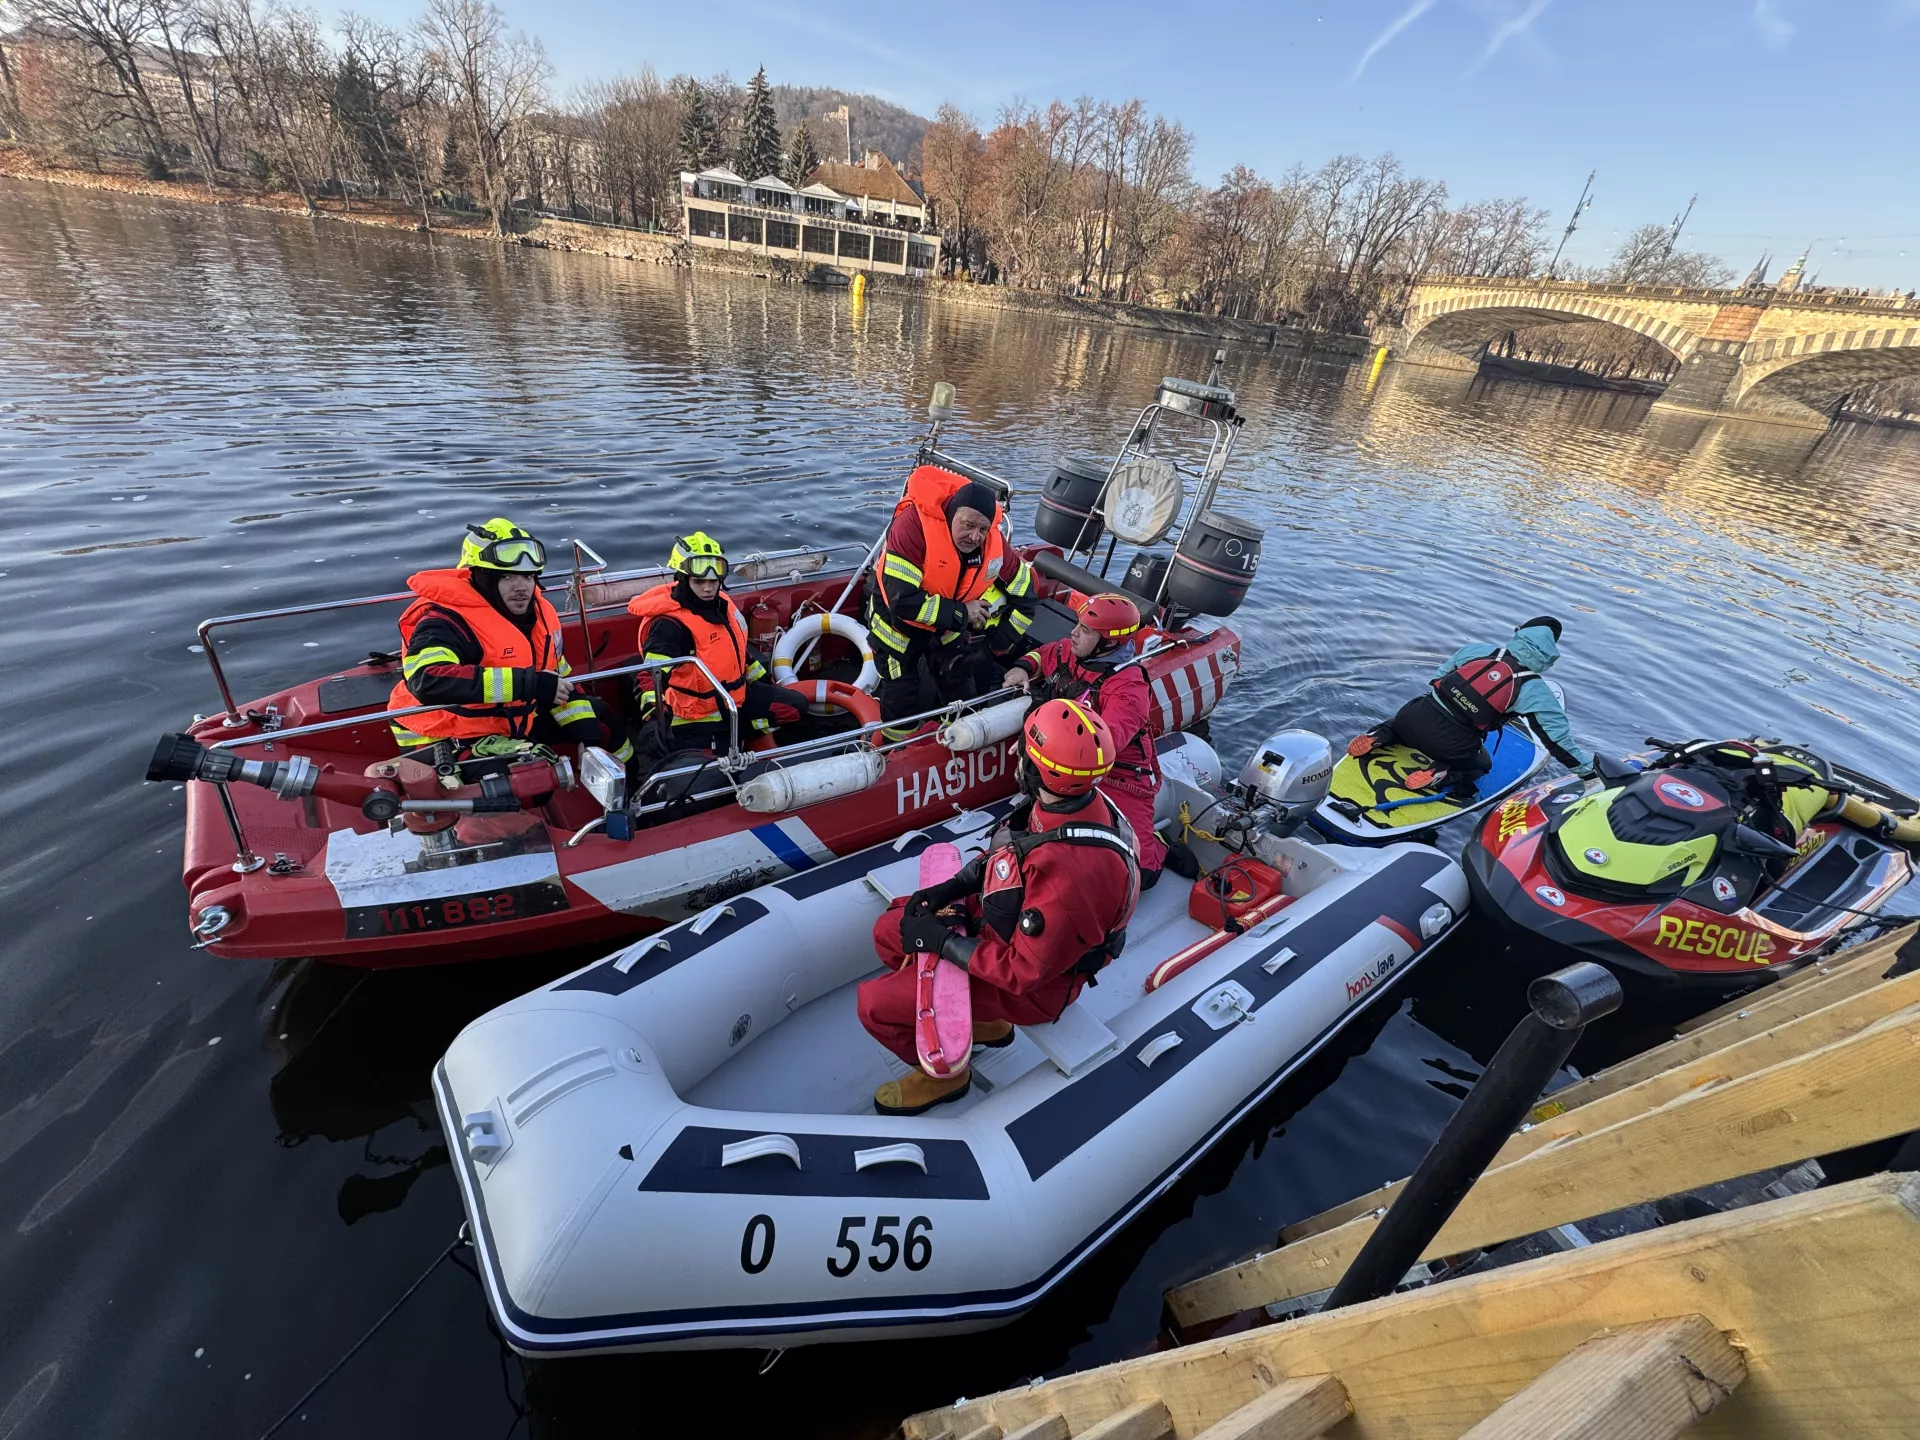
[{"xmin": 195, "ymin": 539, "xmax": 610, "ymax": 724}]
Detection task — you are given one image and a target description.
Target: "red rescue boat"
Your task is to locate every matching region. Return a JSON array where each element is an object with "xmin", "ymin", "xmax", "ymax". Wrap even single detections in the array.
[{"xmin": 149, "ymin": 374, "xmax": 1259, "ymax": 967}]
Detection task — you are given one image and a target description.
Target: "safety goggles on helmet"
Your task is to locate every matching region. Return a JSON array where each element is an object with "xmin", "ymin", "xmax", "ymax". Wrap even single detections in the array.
[
  {"xmin": 462, "ymin": 523, "xmax": 546, "ymax": 574},
  {"xmin": 669, "ymin": 532, "xmax": 730, "ymax": 580}
]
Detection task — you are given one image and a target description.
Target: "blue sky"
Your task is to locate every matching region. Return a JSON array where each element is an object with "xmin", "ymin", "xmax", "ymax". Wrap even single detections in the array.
[{"xmin": 378, "ymin": 0, "xmax": 1920, "ymax": 288}]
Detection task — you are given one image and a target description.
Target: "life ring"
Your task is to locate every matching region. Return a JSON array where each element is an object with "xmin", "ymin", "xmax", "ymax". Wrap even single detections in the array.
[
  {"xmin": 788, "ymin": 679, "xmax": 882, "ymax": 729},
  {"xmin": 772, "ymin": 611, "xmax": 880, "ymax": 693}
]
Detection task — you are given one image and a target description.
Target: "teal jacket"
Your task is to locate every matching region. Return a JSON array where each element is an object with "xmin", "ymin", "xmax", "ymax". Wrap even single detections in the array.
[{"xmin": 1429, "ymin": 624, "xmax": 1592, "ymax": 770}]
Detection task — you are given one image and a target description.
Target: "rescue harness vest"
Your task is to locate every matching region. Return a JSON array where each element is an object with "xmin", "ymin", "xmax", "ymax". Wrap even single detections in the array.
[
  {"xmin": 627, "ymin": 584, "xmax": 751, "ymax": 723},
  {"xmin": 980, "ymin": 793, "xmax": 1141, "ymax": 987},
  {"xmin": 1033, "ymin": 655, "xmax": 1160, "ymax": 782},
  {"xmin": 1431, "ymin": 646, "xmax": 1538, "ymax": 732},
  {"xmin": 390, "ymin": 568, "xmax": 562, "ymax": 743},
  {"xmin": 875, "ymin": 465, "xmax": 1009, "ymax": 632}
]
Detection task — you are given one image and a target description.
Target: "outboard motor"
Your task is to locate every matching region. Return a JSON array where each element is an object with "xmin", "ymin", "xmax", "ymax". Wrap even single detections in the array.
[{"xmin": 1236, "ymin": 729, "xmax": 1334, "ymax": 835}]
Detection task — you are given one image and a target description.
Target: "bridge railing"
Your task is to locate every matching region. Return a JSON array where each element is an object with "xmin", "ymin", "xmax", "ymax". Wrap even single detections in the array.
[{"xmin": 1414, "ymin": 274, "xmax": 1916, "ymax": 314}]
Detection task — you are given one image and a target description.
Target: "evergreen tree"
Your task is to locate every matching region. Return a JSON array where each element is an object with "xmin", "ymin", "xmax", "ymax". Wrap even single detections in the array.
[
  {"xmin": 734, "ymin": 66, "xmax": 781, "ymax": 180},
  {"xmin": 677, "ymin": 78, "xmax": 720, "ymax": 173},
  {"xmin": 782, "ymin": 121, "xmax": 821, "ymax": 188},
  {"xmin": 440, "ymin": 129, "xmax": 469, "ymax": 193}
]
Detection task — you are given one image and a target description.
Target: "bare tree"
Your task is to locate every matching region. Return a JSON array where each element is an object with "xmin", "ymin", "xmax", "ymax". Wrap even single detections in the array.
[
  {"xmin": 417, "ymin": 0, "xmax": 547, "ymax": 234},
  {"xmin": 199, "ymin": 0, "xmax": 314, "ymax": 209},
  {"xmin": 1607, "ymin": 221, "xmax": 1734, "ymax": 288},
  {"xmin": 921, "ymin": 102, "xmax": 983, "ymax": 273}
]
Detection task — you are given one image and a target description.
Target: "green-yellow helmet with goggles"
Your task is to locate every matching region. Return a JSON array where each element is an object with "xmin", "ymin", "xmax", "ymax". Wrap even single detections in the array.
[
  {"xmin": 668, "ymin": 531, "xmax": 729, "ymax": 580},
  {"xmin": 460, "ymin": 518, "xmax": 546, "ymax": 574}
]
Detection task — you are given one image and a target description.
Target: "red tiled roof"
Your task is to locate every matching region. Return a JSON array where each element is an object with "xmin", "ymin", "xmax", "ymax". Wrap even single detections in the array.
[{"xmin": 803, "ymin": 157, "xmax": 924, "ymax": 210}]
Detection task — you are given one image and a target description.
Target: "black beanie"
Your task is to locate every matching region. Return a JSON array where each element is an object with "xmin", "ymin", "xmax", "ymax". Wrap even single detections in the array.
[
  {"xmin": 945, "ymin": 481, "xmax": 999, "ymax": 522},
  {"xmin": 1517, "ymin": 615, "xmax": 1564, "ymax": 641}
]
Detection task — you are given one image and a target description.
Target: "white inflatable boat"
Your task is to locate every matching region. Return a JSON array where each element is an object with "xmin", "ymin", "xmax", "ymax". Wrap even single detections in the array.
[{"xmin": 433, "ymin": 730, "xmax": 1470, "ymax": 1355}]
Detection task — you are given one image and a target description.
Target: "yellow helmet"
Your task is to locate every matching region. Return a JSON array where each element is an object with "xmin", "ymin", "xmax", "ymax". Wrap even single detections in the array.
[
  {"xmin": 460, "ymin": 518, "xmax": 546, "ymax": 573},
  {"xmin": 668, "ymin": 530, "xmax": 729, "ymax": 579}
]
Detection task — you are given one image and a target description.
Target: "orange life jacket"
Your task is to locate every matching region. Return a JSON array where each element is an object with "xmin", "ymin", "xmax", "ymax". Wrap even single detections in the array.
[
  {"xmin": 628, "ymin": 584, "xmax": 750, "ymax": 722},
  {"xmin": 388, "ymin": 568, "xmax": 562, "ymax": 740},
  {"xmin": 877, "ymin": 465, "xmax": 1007, "ymax": 630}
]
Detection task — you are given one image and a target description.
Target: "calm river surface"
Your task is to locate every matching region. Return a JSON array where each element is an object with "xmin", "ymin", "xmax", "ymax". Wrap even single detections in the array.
[{"xmin": 3, "ymin": 178, "xmax": 1918, "ymax": 1437}]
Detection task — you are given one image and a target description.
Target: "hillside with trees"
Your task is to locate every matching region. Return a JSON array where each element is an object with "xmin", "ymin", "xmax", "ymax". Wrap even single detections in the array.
[{"xmin": 0, "ymin": 0, "xmax": 1792, "ymax": 354}]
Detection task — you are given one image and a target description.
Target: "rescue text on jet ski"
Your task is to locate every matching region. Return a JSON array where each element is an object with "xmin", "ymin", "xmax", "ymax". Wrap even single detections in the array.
[
  {"xmin": 144, "ymin": 374, "xmax": 1256, "ymax": 966},
  {"xmin": 1467, "ymin": 736, "xmax": 1920, "ymax": 992}
]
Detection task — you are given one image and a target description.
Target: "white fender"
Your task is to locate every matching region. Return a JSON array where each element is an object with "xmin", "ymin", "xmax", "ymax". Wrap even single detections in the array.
[
  {"xmin": 939, "ymin": 697, "xmax": 1031, "ymax": 753},
  {"xmin": 773, "ymin": 612, "xmax": 880, "ymax": 693},
  {"xmin": 737, "ymin": 750, "xmax": 887, "ymax": 813}
]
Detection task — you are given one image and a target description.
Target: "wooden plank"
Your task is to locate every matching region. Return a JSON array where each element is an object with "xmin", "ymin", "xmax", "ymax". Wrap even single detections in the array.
[
  {"xmin": 1076, "ymin": 1400, "xmax": 1172, "ymax": 1440},
  {"xmin": 1191, "ymin": 1375, "xmax": 1350, "ymax": 1440},
  {"xmin": 1282, "ymin": 956, "xmax": 1920, "ymax": 1247},
  {"xmin": 1672, "ymin": 924, "xmax": 1911, "ymax": 1035},
  {"xmin": 1503, "ymin": 980, "xmax": 1920, "ymax": 1164},
  {"xmin": 1548, "ymin": 928, "xmax": 1915, "ymax": 1110},
  {"xmin": 1170, "ymin": 1005, "xmax": 1920, "ymax": 1323},
  {"xmin": 957, "ymin": 1427, "xmax": 1004, "ymax": 1440},
  {"xmin": 998, "ymin": 1421, "xmax": 1066, "ymax": 1440},
  {"xmin": 1459, "ymin": 1316, "xmax": 1746, "ymax": 1439},
  {"xmin": 902, "ymin": 1175, "xmax": 1920, "ymax": 1440}
]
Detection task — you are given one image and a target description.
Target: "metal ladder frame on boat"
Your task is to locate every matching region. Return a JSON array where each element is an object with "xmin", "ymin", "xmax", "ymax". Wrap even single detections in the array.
[{"xmin": 1055, "ymin": 351, "xmax": 1246, "ymax": 608}]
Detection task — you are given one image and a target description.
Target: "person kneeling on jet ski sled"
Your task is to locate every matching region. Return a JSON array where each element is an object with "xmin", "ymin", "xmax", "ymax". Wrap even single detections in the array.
[
  {"xmin": 1002, "ymin": 591, "xmax": 1199, "ymax": 890},
  {"xmin": 627, "ymin": 532, "xmax": 812, "ymax": 755},
  {"xmin": 859, "ymin": 698, "xmax": 1142, "ymax": 1116},
  {"xmin": 868, "ymin": 472, "xmax": 1038, "ymax": 740},
  {"xmin": 1349, "ymin": 617, "xmax": 1593, "ymax": 798},
  {"xmin": 390, "ymin": 518, "xmax": 633, "ymax": 763}
]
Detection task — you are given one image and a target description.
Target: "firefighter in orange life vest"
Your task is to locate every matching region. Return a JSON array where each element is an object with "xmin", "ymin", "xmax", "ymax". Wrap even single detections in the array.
[
  {"xmin": 390, "ymin": 519, "xmax": 632, "ymax": 761},
  {"xmin": 868, "ymin": 467, "xmax": 1037, "ymax": 739},
  {"xmin": 1347, "ymin": 617, "xmax": 1592, "ymax": 797},
  {"xmin": 858, "ymin": 699, "xmax": 1141, "ymax": 1115},
  {"xmin": 626, "ymin": 532, "xmax": 812, "ymax": 754},
  {"xmin": 1003, "ymin": 591, "xmax": 1199, "ymax": 888}
]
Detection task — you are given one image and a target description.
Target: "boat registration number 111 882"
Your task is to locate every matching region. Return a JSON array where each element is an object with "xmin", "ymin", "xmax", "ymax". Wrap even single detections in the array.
[{"xmin": 344, "ymin": 879, "xmax": 570, "ymax": 938}]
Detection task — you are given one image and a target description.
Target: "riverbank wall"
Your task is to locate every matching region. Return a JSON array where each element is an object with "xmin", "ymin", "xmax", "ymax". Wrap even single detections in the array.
[{"xmin": 0, "ymin": 148, "xmax": 1366, "ymax": 352}]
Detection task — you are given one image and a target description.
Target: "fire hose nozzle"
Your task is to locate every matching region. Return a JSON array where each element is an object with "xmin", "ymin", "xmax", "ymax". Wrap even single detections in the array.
[{"xmin": 147, "ymin": 732, "xmax": 321, "ymax": 801}]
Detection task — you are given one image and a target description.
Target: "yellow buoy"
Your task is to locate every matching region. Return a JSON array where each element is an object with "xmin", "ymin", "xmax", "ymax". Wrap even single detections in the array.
[{"xmin": 850, "ymin": 272, "xmax": 868, "ymax": 301}]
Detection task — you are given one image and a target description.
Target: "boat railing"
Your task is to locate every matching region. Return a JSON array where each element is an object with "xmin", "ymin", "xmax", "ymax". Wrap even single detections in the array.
[
  {"xmin": 196, "ymin": 540, "xmax": 613, "ymax": 725},
  {"xmin": 193, "ymin": 539, "xmax": 876, "ymax": 728}
]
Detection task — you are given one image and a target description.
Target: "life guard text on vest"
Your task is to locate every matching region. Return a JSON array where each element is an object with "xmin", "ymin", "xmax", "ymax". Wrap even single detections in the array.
[{"xmin": 896, "ymin": 739, "xmax": 1021, "ymax": 814}]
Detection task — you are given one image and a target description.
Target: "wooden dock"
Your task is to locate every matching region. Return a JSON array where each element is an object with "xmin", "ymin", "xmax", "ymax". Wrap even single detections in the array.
[{"xmin": 897, "ymin": 924, "xmax": 1920, "ymax": 1440}]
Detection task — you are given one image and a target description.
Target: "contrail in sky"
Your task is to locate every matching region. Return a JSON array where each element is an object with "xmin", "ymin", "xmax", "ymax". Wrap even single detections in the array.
[
  {"xmin": 1351, "ymin": 0, "xmax": 1438, "ymax": 82},
  {"xmin": 1471, "ymin": 0, "xmax": 1554, "ymax": 71}
]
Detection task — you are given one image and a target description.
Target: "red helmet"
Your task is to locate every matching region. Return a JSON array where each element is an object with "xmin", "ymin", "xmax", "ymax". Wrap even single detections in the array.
[
  {"xmin": 1075, "ymin": 591, "xmax": 1142, "ymax": 641},
  {"xmin": 1022, "ymin": 698, "xmax": 1115, "ymax": 796}
]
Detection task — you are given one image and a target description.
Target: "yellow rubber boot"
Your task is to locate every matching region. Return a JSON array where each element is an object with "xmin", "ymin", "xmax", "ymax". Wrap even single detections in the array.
[
  {"xmin": 874, "ymin": 1068, "xmax": 972, "ymax": 1116},
  {"xmin": 973, "ymin": 1020, "xmax": 1014, "ymax": 1049}
]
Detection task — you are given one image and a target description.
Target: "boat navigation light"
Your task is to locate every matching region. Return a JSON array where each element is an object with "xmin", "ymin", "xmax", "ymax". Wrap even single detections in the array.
[{"xmin": 928, "ymin": 381, "xmax": 955, "ymax": 421}]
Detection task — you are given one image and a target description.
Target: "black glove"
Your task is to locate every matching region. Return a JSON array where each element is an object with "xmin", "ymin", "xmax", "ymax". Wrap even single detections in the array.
[
  {"xmin": 906, "ymin": 863, "xmax": 980, "ymax": 918},
  {"xmin": 900, "ymin": 911, "xmax": 953, "ymax": 957}
]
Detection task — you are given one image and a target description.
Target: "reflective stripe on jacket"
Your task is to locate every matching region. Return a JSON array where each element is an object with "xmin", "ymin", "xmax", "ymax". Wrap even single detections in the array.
[
  {"xmin": 627, "ymin": 583, "xmax": 750, "ymax": 722},
  {"xmin": 872, "ymin": 465, "xmax": 1026, "ymax": 634},
  {"xmin": 389, "ymin": 568, "xmax": 562, "ymax": 744}
]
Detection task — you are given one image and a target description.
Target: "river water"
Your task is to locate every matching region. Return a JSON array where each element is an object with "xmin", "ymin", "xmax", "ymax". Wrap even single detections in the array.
[{"xmin": 3, "ymin": 178, "xmax": 1919, "ymax": 1437}]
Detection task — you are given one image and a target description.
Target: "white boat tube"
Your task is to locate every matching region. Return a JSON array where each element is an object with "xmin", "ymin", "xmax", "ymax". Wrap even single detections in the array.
[
  {"xmin": 435, "ymin": 732, "xmax": 1468, "ymax": 1355},
  {"xmin": 736, "ymin": 751, "xmax": 887, "ymax": 814},
  {"xmin": 938, "ymin": 697, "xmax": 1030, "ymax": 753}
]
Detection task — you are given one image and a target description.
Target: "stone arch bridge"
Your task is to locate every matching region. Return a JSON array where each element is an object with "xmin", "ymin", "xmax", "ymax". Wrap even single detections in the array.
[{"xmin": 1377, "ymin": 276, "xmax": 1920, "ymax": 427}]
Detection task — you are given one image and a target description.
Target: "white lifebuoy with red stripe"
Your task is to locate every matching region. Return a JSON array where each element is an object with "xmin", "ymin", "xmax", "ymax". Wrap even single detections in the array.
[{"xmin": 772, "ymin": 611, "xmax": 880, "ymax": 693}]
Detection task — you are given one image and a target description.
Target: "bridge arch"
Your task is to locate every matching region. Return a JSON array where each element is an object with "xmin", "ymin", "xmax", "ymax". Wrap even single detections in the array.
[
  {"xmin": 1732, "ymin": 322, "xmax": 1920, "ymax": 423},
  {"xmin": 1402, "ymin": 289, "xmax": 1703, "ymax": 370}
]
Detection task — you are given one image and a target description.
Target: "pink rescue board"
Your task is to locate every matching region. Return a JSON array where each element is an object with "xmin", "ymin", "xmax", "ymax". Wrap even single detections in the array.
[{"xmin": 913, "ymin": 842, "xmax": 974, "ymax": 1079}]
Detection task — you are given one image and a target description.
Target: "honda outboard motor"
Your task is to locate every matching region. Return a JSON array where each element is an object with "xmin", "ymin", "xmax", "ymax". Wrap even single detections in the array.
[{"xmin": 1237, "ymin": 729, "xmax": 1334, "ymax": 835}]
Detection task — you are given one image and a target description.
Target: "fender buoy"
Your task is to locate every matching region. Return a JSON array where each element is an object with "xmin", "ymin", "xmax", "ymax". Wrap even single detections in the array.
[
  {"xmin": 790, "ymin": 679, "xmax": 882, "ymax": 729},
  {"xmin": 772, "ymin": 611, "xmax": 880, "ymax": 693}
]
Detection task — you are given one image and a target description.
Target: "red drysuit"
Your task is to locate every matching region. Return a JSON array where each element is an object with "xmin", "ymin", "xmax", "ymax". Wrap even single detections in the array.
[
  {"xmin": 1011, "ymin": 637, "xmax": 1167, "ymax": 872},
  {"xmin": 857, "ymin": 789, "xmax": 1139, "ymax": 1067}
]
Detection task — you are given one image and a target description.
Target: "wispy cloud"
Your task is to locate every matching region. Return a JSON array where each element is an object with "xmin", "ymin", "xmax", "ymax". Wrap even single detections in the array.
[
  {"xmin": 1351, "ymin": 0, "xmax": 1438, "ymax": 82},
  {"xmin": 743, "ymin": 2, "xmax": 934, "ymax": 77},
  {"xmin": 1470, "ymin": 0, "xmax": 1553, "ymax": 71},
  {"xmin": 1753, "ymin": 0, "xmax": 1795, "ymax": 49}
]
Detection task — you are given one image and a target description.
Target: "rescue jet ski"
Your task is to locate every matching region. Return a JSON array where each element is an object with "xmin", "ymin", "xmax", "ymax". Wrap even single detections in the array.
[
  {"xmin": 433, "ymin": 728, "xmax": 1468, "ymax": 1354},
  {"xmin": 1466, "ymin": 737, "xmax": 1920, "ymax": 994},
  {"xmin": 143, "ymin": 372, "xmax": 1256, "ymax": 966},
  {"xmin": 1314, "ymin": 682, "xmax": 1566, "ymax": 844}
]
